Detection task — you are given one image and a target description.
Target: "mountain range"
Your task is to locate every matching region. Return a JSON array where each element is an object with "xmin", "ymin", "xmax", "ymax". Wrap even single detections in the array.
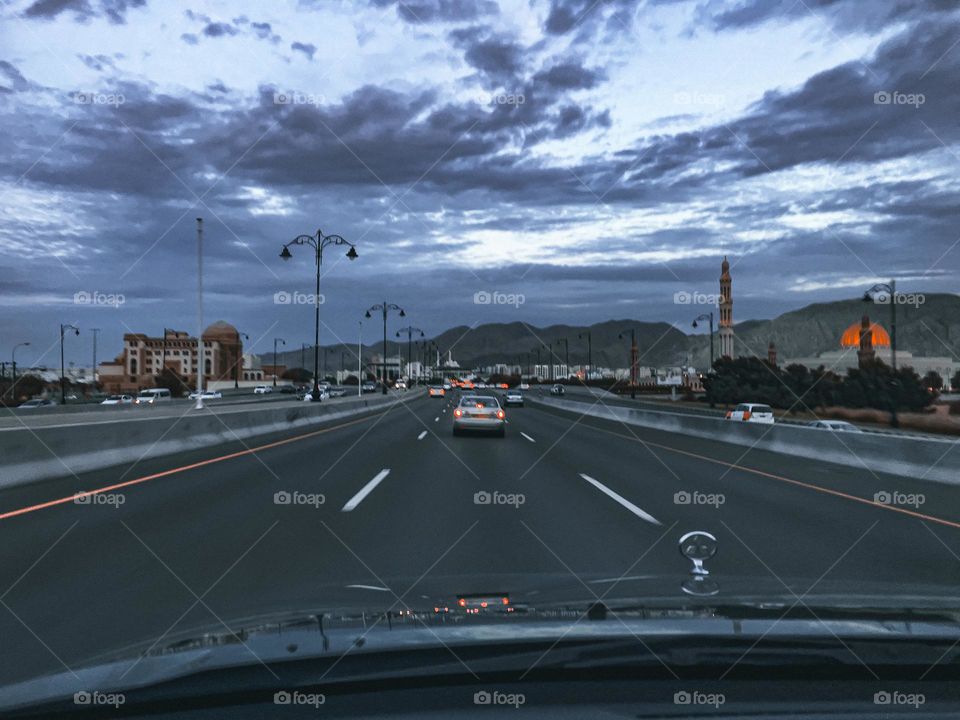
[{"xmin": 270, "ymin": 294, "xmax": 960, "ymax": 373}]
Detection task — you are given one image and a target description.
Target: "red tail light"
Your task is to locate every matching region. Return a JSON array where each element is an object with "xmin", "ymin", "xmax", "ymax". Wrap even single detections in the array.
[
  {"xmin": 454, "ymin": 408, "xmax": 462, "ymax": 417},
  {"xmin": 725, "ymin": 411, "xmax": 731, "ymax": 418},
  {"xmin": 496, "ymin": 409, "xmax": 505, "ymax": 419},
  {"xmin": 743, "ymin": 410, "xmax": 752, "ymax": 420}
]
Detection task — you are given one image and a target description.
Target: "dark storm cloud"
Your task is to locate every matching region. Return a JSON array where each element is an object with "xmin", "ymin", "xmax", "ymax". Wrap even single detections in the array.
[
  {"xmin": 701, "ymin": 0, "xmax": 957, "ymax": 34},
  {"xmin": 202, "ymin": 21, "xmax": 238, "ymax": 37},
  {"xmin": 23, "ymin": 0, "xmax": 145, "ymax": 24},
  {"xmin": 600, "ymin": 17, "xmax": 960, "ymax": 202},
  {"xmin": 290, "ymin": 41, "xmax": 317, "ymax": 59},
  {"xmin": 533, "ymin": 61, "xmax": 605, "ymax": 89},
  {"xmin": 369, "ymin": 0, "xmax": 499, "ymax": 23},
  {"xmin": 448, "ymin": 27, "xmax": 525, "ymax": 84},
  {"xmin": 0, "ymin": 61, "xmax": 30, "ymax": 93},
  {"xmin": 77, "ymin": 53, "xmax": 118, "ymax": 72}
]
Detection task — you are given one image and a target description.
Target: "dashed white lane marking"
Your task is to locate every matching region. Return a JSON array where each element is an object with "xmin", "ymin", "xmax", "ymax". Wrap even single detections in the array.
[
  {"xmin": 434, "ymin": 416, "xmax": 439, "ymax": 422},
  {"xmin": 346, "ymin": 584, "xmax": 391, "ymax": 592},
  {"xmin": 417, "ymin": 431, "xmax": 427, "ymax": 440},
  {"xmin": 578, "ymin": 473, "xmax": 662, "ymax": 526},
  {"xmin": 341, "ymin": 469, "xmax": 391, "ymax": 512},
  {"xmin": 520, "ymin": 432, "xmax": 536, "ymax": 443}
]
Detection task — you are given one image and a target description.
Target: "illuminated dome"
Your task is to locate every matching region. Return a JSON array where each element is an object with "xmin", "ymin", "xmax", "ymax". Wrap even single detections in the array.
[{"xmin": 840, "ymin": 320, "xmax": 890, "ymax": 348}]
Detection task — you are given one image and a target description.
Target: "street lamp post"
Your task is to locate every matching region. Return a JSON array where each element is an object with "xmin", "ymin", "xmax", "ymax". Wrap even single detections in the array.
[
  {"xmin": 273, "ymin": 338, "xmax": 286, "ymax": 387},
  {"xmin": 280, "ymin": 229, "xmax": 358, "ymax": 401},
  {"xmin": 366, "ymin": 302, "xmax": 405, "ymax": 394},
  {"xmin": 396, "ymin": 326, "xmax": 425, "ymax": 385},
  {"xmin": 11, "ymin": 341, "xmax": 29, "ymax": 397},
  {"xmin": 692, "ymin": 312, "xmax": 715, "ymax": 370},
  {"xmin": 357, "ymin": 320, "xmax": 363, "ymax": 397},
  {"xmin": 618, "ymin": 328, "xmax": 638, "ymax": 399},
  {"xmin": 863, "ymin": 280, "xmax": 899, "ymax": 428},
  {"xmin": 578, "ymin": 331, "xmax": 592, "ymax": 381},
  {"xmin": 234, "ymin": 332, "xmax": 250, "ymax": 389},
  {"xmin": 90, "ymin": 328, "xmax": 100, "ymax": 392},
  {"xmin": 60, "ymin": 323, "xmax": 79, "ymax": 404},
  {"xmin": 555, "ymin": 338, "xmax": 569, "ymax": 381}
]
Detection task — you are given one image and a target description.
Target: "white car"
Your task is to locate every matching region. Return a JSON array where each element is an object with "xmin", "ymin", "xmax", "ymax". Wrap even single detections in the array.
[
  {"xmin": 301, "ymin": 388, "xmax": 329, "ymax": 402},
  {"xmin": 808, "ymin": 419, "xmax": 861, "ymax": 432},
  {"xmin": 135, "ymin": 388, "xmax": 172, "ymax": 404},
  {"xmin": 503, "ymin": 390, "xmax": 524, "ymax": 407},
  {"xmin": 100, "ymin": 394, "xmax": 133, "ymax": 405},
  {"xmin": 519, "ymin": 383, "xmax": 530, "ymax": 390},
  {"xmin": 254, "ymin": 385, "xmax": 272, "ymax": 394},
  {"xmin": 726, "ymin": 403, "xmax": 775, "ymax": 424},
  {"xmin": 452, "ymin": 395, "xmax": 506, "ymax": 437},
  {"xmin": 18, "ymin": 398, "xmax": 56, "ymax": 409},
  {"xmin": 190, "ymin": 390, "xmax": 222, "ymax": 400}
]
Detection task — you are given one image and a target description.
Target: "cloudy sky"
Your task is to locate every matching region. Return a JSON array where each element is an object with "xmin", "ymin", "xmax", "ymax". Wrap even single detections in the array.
[{"xmin": 1, "ymin": 0, "xmax": 958, "ymax": 366}]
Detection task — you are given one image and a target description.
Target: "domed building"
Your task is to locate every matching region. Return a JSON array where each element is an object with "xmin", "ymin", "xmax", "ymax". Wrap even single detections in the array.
[
  {"xmin": 781, "ymin": 315, "xmax": 958, "ymax": 388},
  {"xmin": 97, "ymin": 322, "xmax": 248, "ymax": 394}
]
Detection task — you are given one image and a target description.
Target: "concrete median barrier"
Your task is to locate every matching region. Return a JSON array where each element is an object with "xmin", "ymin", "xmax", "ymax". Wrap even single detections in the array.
[
  {"xmin": 0, "ymin": 391, "xmax": 422, "ymax": 488},
  {"xmin": 531, "ymin": 396, "xmax": 960, "ymax": 485}
]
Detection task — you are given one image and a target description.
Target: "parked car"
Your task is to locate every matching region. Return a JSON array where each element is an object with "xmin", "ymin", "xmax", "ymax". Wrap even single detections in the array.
[
  {"xmin": 807, "ymin": 419, "xmax": 862, "ymax": 432},
  {"xmin": 253, "ymin": 385, "xmax": 272, "ymax": 394},
  {"xmin": 18, "ymin": 398, "xmax": 56, "ymax": 409},
  {"xmin": 725, "ymin": 403, "xmax": 775, "ymax": 424},
  {"xmin": 100, "ymin": 394, "xmax": 133, "ymax": 405}
]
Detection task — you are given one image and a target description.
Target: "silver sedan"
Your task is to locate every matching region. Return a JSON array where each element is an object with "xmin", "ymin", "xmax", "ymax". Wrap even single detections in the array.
[{"xmin": 452, "ymin": 395, "xmax": 506, "ymax": 437}]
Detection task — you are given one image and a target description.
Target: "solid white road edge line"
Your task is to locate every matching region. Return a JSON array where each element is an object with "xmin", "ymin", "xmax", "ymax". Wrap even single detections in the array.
[{"xmin": 579, "ymin": 473, "xmax": 662, "ymax": 526}]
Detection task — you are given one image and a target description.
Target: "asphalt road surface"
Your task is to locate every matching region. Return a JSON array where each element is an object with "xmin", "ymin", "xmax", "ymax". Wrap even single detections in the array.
[{"xmin": 1, "ymin": 390, "xmax": 959, "ymax": 687}]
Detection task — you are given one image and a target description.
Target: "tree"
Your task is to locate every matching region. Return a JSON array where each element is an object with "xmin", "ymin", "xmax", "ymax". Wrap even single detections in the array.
[
  {"xmin": 154, "ymin": 367, "xmax": 192, "ymax": 395},
  {"xmin": 282, "ymin": 367, "xmax": 313, "ymax": 382},
  {"xmin": 922, "ymin": 370, "xmax": 943, "ymax": 392},
  {"xmin": 952, "ymin": 369, "xmax": 960, "ymax": 392}
]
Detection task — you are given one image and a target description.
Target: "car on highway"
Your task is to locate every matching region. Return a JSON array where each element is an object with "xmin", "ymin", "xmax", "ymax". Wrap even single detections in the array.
[
  {"xmin": 328, "ymin": 387, "xmax": 347, "ymax": 397},
  {"xmin": 100, "ymin": 394, "xmax": 133, "ymax": 405},
  {"xmin": 17, "ymin": 398, "xmax": 56, "ymax": 409},
  {"xmin": 253, "ymin": 385, "xmax": 272, "ymax": 394},
  {"xmin": 278, "ymin": 384, "xmax": 297, "ymax": 394},
  {"xmin": 301, "ymin": 388, "xmax": 329, "ymax": 402},
  {"xmin": 395, "ymin": 380, "xmax": 407, "ymax": 390},
  {"xmin": 550, "ymin": 384, "xmax": 565, "ymax": 396},
  {"xmin": 135, "ymin": 388, "xmax": 172, "ymax": 404},
  {"xmin": 442, "ymin": 382, "xmax": 451, "ymax": 390},
  {"xmin": 503, "ymin": 390, "xmax": 524, "ymax": 406},
  {"xmin": 519, "ymin": 382, "xmax": 530, "ymax": 390},
  {"xmin": 428, "ymin": 385, "xmax": 445, "ymax": 398},
  {"xmin": 807, "ymin": 419, "xmax": 862, "ymax": 432},
  {"xmin": 452, "ymin": 394, "xmax": 506, "ymax": 437},
  {"xmin": 189, "ymin": 390, "xmax": 222, "ymax": 400},
  {"xmin": 725, "ymin": 403, "xmax": 775, "ymax": 423},
  {"xmin": 361, "ymin": 381, "xmax": 378, "ymax": 393}
]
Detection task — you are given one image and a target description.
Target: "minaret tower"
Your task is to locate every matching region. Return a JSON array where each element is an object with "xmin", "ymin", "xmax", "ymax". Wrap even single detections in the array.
[{"xmin": 718, "ymin": 256, "xmax": 734, "ymax": 358}]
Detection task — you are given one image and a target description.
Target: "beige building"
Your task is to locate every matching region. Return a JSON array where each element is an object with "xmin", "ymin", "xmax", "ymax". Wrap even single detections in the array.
[{"xmin": 98, "ymin": 321, "xmax": 244, "ymax": 394}]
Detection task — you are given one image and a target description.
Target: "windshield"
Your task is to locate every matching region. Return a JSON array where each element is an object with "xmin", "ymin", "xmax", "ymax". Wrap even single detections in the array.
[{"xmin": 3, "ymin": 0, "xmax": 960, "ymax": 715}]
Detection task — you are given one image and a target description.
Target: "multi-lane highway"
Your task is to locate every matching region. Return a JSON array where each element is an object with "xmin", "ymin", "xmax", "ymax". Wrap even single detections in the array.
[{"xmin": 1, "ymin": 389, "xmax": 959, "ymax": 688}]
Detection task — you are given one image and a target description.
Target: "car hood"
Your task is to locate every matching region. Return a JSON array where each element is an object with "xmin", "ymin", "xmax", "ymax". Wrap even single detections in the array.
[{"xmin": 2, "ymin": 571, "xmax": 960, "ymax": 712}]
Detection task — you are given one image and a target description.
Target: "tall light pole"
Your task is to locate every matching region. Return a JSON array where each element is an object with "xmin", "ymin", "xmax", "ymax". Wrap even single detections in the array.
[
  {"xmin": 863, "ymin": 280, "xmax": 899, "ymax": 428},
  {"xmin": 280, "ymin": 229, "xmax": 358, "ymax": 402},
  {"xmin": 90, "ymin": 328, "xmax": 100, "ymax": 393},
  {"xmin": 366, "ymin": 302, "xmax": 405, "ymax": 394},
  {"xmin": 195, "ymin": 218, "xmax": 205, "ymax": 410},
  {"xmin": 60, "ymin": 323, "xmax": 79, "ymax": 404},
  {"xmin": 357, "ymin": 320, "xmax": 363, "ymax": 397},
  {"xmin": 578, "ymin": 331, "xmax": 592, "ymax": 381},
  {"xmin": 618, "ymin": 328, "xmax": 638, "ymax": 399},
  {"xmin": 11, "ymin": 341, "xmax": 29, "ymax": 397},
  {"xmin": 273, "ymin": 337, "xmax": 286, "ymax": 387},
  {"xmin": 396, "ymin": 326, "xmax": 425, "ymax": 385},
  {"xmin": 301, "ymin": 342, "xmax": 308, "ymax": 374},
  {"xmin": 692, "ymin": 312, "xmax": 715, "ymax": 370}
]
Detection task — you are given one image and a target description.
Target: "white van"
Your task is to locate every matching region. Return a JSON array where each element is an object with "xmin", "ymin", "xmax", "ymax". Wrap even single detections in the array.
[{"xmin": 135, "ymin": 388, "xmax": 172, "ymax": 405}]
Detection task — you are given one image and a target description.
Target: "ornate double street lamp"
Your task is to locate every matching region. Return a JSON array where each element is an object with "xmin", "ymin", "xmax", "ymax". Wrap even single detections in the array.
[
  {"xmin": 366, "ymin": 302, "xmax": 405, "ymax": 394},
  {"xmin": 396, "ymin": 326, "xmax": 425, "ymax": 385},
  {"xmin": 692, "ymin": 312, "xmax": 715, "ymax": 370},
  {"xmin": 280, "ymin": 229, "xmax": 358, "ymax": 401}
]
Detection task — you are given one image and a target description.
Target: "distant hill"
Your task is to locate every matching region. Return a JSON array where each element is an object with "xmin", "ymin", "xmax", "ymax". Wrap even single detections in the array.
[{"xmin": 271, "ymin": 294, "xmax": 960, "ymax": 373}]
